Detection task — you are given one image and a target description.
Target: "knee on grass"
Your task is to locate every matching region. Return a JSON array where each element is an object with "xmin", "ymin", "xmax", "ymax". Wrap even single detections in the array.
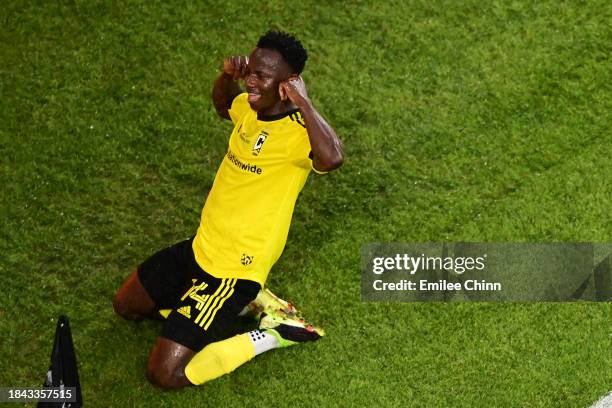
[
  {"xmin": 112, "ymin": 291, "xmax": 146, "ymax": 320},
  {"xmin": 146, "ymin": 337, "xmax": 195, "ymax": 389},
  {"xmin": 146, "ymin": 362, "xmax": 191, "ymax": 390},
  {"xmin": 113, "ymin": 269, "xmax": 156, "ymax": 320}
]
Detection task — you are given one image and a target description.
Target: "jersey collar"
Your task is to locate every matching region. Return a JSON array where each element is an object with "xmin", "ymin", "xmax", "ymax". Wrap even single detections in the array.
[{"xmin": 257, "ymin": 108, "xmax": 300, "ymax": 122}]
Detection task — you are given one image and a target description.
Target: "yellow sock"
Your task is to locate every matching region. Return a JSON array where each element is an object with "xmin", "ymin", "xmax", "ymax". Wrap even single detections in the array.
[{"xmin": 184, "ymin": 333, "xmax": 256, "ymax": 385}]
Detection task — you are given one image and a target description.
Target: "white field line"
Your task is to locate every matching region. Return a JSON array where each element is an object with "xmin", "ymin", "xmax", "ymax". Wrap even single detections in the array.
[{"xmin": 590, "ymin": 392, "xmax": 612, "ymax": 408}]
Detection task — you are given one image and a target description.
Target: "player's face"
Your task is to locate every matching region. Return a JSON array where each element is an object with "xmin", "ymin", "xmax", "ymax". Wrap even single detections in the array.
[{"xmin": 244, "ymin": 48, "xmax": 290, "ymax": 112}]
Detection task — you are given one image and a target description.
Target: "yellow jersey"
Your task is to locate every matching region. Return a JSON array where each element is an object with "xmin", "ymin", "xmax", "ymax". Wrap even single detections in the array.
[{"xmin": 192, "ymin": 93, "xmax": 316, "ymax": 286}]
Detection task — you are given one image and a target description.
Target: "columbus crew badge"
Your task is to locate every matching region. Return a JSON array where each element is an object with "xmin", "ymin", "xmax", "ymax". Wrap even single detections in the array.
[{"xmin": 252, "ymin": 131, "xmax": 268, "ymax": 156}]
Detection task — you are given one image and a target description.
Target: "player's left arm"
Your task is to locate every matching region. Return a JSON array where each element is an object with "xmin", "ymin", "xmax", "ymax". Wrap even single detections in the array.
[{"xmin": 280, "ymin": 76, "xmax": 344, "ymax": 172}]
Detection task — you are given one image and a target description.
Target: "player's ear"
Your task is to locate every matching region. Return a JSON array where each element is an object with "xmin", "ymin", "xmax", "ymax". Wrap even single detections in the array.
[{"xmin": 278, "ymin": 82, "xmax": 287, "ymax": 101}]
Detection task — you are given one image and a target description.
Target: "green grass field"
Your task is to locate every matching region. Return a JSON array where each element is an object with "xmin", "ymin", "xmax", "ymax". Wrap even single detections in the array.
[{"xmin": 1, "ymin": 1, "xmax": 611, "ymax": 406}]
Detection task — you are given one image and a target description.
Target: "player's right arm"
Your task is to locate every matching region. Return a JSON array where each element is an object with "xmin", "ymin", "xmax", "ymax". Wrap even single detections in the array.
[{"xmin": 212, "ymin": 56, "xmax": 249, "ymax": 120}]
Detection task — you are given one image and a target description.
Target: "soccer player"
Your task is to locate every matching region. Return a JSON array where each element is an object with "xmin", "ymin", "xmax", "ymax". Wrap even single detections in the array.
[{"xmin": 112, "ymin": 31, "xmax": 344, "ymax": 389}]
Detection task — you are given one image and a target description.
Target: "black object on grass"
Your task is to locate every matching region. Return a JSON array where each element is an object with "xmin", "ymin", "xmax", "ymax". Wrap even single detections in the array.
[{"xmin": 37, "ymin": 315, "xmax": 83, "ymax": 408}]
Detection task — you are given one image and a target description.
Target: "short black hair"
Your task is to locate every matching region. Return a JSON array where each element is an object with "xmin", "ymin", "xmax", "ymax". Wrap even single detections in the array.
[{"xmin": 257, "ymin": 30, "xmax": 308, "ymax": 74}]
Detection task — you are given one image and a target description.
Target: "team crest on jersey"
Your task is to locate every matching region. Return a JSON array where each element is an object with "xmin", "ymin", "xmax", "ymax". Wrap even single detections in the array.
[{"xmin": 252, "ymin": 131, "xmax": 268, "ymax": 156}]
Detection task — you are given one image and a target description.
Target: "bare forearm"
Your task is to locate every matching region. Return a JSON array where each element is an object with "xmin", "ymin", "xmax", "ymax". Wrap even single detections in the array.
[
  {"xmin": 212, "ymin": 72, "xmax": 241, "ymax": 120},
  {"xmin": 298, "ymin": 101, "xmax": 344, "ymax": 172}
]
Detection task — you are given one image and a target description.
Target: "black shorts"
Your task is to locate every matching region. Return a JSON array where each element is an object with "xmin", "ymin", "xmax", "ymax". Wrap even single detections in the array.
[{"xmin": 137, "ymin": 238, "xmax": 261, "ymax": 351}]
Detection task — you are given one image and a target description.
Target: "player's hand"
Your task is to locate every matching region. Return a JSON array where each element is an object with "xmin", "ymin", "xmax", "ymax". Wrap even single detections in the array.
[
  {"xmin": 223, "ymin": 56, "xmax": 249, "ymax": 81},
  {"xmin": 279, "ymin": 76, "xmax": 310, "ymax": 107}
]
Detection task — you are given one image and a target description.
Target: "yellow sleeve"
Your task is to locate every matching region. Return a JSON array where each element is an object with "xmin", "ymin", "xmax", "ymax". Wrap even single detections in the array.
[
  {"xmin": 291, "ymin": 129, "xmax": 327, "ymax": 174},
  {"xmin": 228, "ymin": 93, "xmax": 250, "ymax": 124}
]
